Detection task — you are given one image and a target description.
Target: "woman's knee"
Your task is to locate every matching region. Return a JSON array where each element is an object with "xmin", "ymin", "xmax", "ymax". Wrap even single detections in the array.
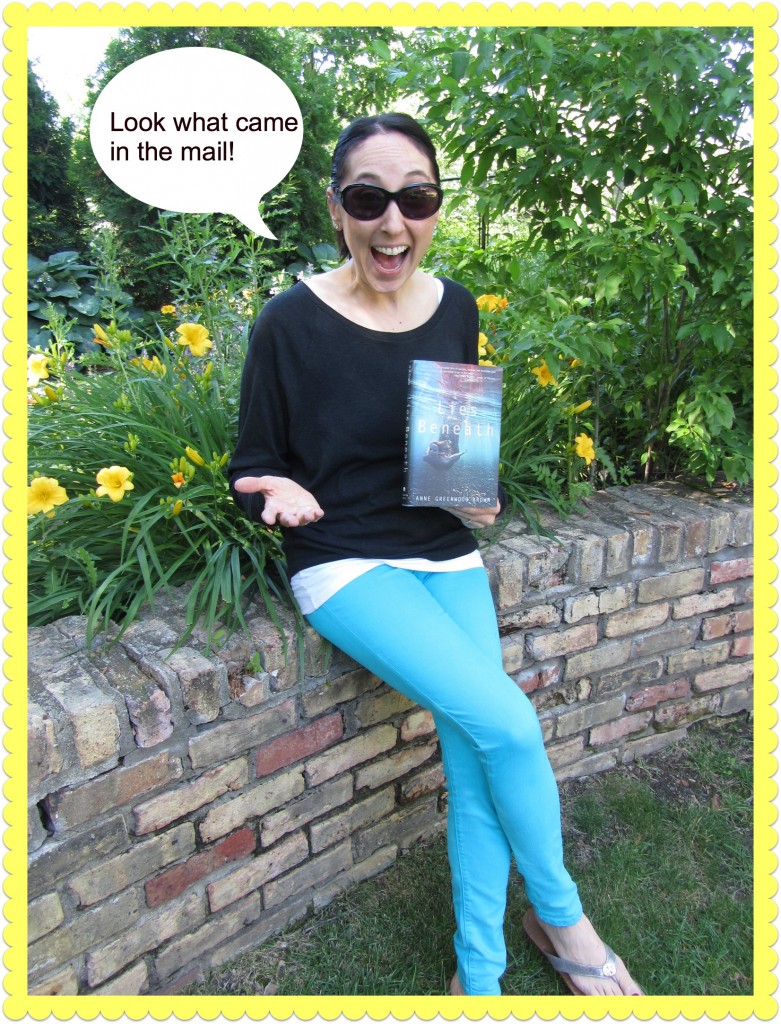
[{"xmin": 465, "ymin": 679, "xmax": 545, "ymax": 755}]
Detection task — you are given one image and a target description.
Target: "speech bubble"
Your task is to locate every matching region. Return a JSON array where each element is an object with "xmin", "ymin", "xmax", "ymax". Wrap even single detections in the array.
[{"xmin": 89, "ymin": 47, "xmax": 304, "ymax": 238}]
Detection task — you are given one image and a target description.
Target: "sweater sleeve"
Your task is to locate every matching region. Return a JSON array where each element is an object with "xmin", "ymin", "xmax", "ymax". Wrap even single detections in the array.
[{"xmin": 228, "ymin": 304, "xmax": 292, "ymax": 522}]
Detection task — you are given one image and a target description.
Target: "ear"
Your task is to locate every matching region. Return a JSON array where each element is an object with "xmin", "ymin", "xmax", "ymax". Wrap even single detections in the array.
[{"xmin": 326, "ymin": 187, "xmax": 342, "ymax": 230}]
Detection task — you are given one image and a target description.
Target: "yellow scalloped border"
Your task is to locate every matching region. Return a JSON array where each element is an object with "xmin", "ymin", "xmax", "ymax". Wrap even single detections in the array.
[{"xmin": 3, "ymin": 1, "xmax": 777, "ymax": 1020}]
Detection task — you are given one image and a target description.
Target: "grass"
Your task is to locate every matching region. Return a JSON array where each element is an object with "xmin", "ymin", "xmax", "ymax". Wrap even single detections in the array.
[{"xmin": 183, "ymin": 715, "xmax": 753, "ymax": 997}]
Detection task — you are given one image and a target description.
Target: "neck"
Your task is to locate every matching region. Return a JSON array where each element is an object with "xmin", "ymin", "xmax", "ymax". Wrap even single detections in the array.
[
  {"xmin": 342, "ymin": 263, "xmax": 420, "ymax": 311},
  {"xmin": 306, "ymin": 266, "xmax": 439, "ymax": 334}
]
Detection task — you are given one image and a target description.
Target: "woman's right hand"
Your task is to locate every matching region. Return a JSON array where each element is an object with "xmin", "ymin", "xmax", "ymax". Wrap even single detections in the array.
[{"xmin": 233, "ymin": 476, "xmax": 324, "ymax": 528}]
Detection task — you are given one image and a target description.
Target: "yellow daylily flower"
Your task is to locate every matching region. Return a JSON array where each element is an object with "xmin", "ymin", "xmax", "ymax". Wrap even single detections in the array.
[
  {"xmin": 531, "ymin": 362, "xmax": 557, "ymax": 388},
  {"xmin": 176, "ymin": 323, "xmax": 213, "ymax": 357},
  {"xmin": 476, "ymin": 294, "xmax": 508, "ymax": 313},
  {"xmin": 171, "ymin": 472, "xmax": 186, "ymax": 489},
  {"xmin": 141, "ymin": 355, "xmax": 166, "ymax": 375},
  {"xmin": 574, "ymin": 433, "xmax": 596, "ymax": 465},
  {"xmin": 478, "ymin": 332, "xmax": 489, "ymax": 356},
  {"xmin": 185, "ymin": 446, "xmax": 206, "ymax": 467},
  {"xmin": 96, "ymin": 465, "xmax": 135, "ymax": 502},
  {"xmin": 28, "ymin": 353, "xmax": 50, "ymax": 387},
  {"xmin": 161, "ymin": 304, "xmax": 176, "ymax": 315},
  {"xmin": 28, "ymin": 477, "xmax": 68, "ymax": 515},
  {"xmin": 92, "ymin": 323, "xmax": 112, "ymax": 348},
  {"xmin": 569, "ymin": 400, "xmax": 593, "ymax": 415}
]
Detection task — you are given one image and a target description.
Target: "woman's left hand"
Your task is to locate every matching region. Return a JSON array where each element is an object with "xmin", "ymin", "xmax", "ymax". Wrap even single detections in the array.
[{"xmin": 448, "ymin": 501, "xmax": 502, "ymax": 529}]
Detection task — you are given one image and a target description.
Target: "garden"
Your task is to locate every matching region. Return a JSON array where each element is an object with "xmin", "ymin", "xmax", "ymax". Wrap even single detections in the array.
[{"xmin": 28, "ymin": 25, "xmax": 753, "ymax": 647}]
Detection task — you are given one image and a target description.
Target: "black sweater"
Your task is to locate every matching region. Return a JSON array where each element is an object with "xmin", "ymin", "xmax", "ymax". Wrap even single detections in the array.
[{"xmin": 228, "ymin": 277, "xmax": 483, "ymax": 578}]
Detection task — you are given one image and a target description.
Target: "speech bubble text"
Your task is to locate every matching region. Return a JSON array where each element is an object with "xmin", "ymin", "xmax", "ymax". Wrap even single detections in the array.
[{"xmin": 90, "ymin": 48, "xmax": 304, "ymax": 237}]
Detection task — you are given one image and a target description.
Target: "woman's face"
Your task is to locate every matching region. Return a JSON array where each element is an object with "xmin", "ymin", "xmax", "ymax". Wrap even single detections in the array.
[{"xmin": 328, "ymin": 132, "xmax": 440, "ymax": 296}]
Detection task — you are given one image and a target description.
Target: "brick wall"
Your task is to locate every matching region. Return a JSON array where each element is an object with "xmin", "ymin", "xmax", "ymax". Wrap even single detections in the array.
[{"xmin": 27, "ymin": 483, "xmax": 753, "ymax": 996}]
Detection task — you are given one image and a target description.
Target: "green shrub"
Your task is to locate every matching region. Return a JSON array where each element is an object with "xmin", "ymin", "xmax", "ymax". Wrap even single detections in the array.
[
  {"xmin": 474, "ymin": 290, "xmax": 620, "ymax": 527},
  {"xmin": 28, "ymin": 244, "xmax": 142, "ymax": 357},
  {"xmin": 27, "ymin": 315, "xmax": 290, "ymax": 649}
]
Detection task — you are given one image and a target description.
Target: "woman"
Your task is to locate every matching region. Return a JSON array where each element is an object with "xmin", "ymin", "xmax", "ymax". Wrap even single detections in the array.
[{"xmin": 229, "ymin": 113, "xmax": 642, "ymax": 997}]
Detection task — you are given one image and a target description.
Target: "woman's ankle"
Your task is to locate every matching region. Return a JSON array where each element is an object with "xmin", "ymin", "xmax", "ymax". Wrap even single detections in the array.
[{"xmin": 449, "ymin": 973, "xmax": 465, "ymax": 995}]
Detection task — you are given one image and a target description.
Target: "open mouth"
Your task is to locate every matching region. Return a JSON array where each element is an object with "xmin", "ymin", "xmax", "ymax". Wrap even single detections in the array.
[{"xmin": 371, "ymin": 245, "xmax": 409, "ymax": 273}]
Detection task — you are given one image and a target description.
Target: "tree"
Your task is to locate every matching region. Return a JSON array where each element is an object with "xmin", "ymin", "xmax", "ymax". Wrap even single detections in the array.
[
  {"xmin": 397, "ymin": 27, "xmax": 753, "ymax": 484},
  {"xmin": 69, "ymin": 26, "xmax": 414, "ymax": 309},
  {"xmin": 28, "ymin": 63, "xmax": 88, "ymax": 258},
  {"xmin": 71, "ymin": 26, "xmax": 343, "ymax": 307}
]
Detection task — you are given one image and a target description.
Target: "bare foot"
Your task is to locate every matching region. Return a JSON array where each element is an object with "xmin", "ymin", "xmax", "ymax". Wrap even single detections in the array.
[
  {"xmin": 531, "ymin": 913, "xmax": 643, "ymax": 996},
  {"xmin": 449, "ymin": 973, "xmax": 465, "ymax": 995}
]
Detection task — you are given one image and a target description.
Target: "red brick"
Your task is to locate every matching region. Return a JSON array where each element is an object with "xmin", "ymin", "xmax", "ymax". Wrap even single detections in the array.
[
  {"xmin": 515, "ymin": 663, "xmax": 561, "ymax": 694},
  {"xmin": 733, "ymin": 608, "xmax": 754, "ymax": 632},
  {"xmin": 625, "ymin": 678, "xmax": 691, "ymax": 712},
  {"xmin": 701, "ymin": 614, "xmax": 734, "ymax": 640},
  {"xmin": 145, "ymin": 828, "xmax": 256, "ymax": 908},
  {"xmin": 731, "ymin": 635, "xmax": 753, "ymax": 658},
  {"xmin": 710, "ymin": 557, "xmax": 753, "ymax": 585},
  {"xmin": 515, "ymin": 668, "xmax": 542, "ymax": 694},
  {"xmin": 590, "ymin": 712, "xmax": 652, "ymax": 745},
  {"xmin": 255, "ymin": 713, "xmax": 343, "ymax": 778},
  {"xmin": 693, "ymin": 661, "xmax": 753, "ymax": 693}
]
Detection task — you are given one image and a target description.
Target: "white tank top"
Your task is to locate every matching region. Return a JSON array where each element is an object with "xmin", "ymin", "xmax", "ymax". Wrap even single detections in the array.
[{"xmin": 291, "ymin": 550, "xmax": 484, "ymax": 614}]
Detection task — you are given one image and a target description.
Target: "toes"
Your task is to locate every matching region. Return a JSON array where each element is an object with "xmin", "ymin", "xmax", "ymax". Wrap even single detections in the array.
[{"xmin": 616, "ymin": 964, "xmax": 643, "ymax": 996}]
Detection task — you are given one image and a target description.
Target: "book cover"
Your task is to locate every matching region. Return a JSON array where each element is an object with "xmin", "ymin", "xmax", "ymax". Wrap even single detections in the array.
[{"xmin": 402, "ymin": 360, "xmax": 503, "ymax": 508}]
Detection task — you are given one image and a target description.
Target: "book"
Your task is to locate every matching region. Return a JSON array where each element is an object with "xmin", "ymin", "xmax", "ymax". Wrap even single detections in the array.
[{"xmin": 402, "ymin": 360, "xmax": 503, "ymax": 508}]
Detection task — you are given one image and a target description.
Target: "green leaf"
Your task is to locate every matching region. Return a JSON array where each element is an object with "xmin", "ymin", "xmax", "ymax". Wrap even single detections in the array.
[
  {"xmin": 712, "ymin": 268, "xmax": 729, "ymax": 294},
  {"xmin": 371, "ymin": 39, "xmax": 392, "ymax": 61},
  {"xmin": 711, "ymin": 323, "xmax": 736, "ymax": 353},
  {"xmin": 48, "ymin": 282, "xmax": 81, "ymax": 298},
  {"xmin": 71, "ymin": 294, "xmax": 102, "ymax": 316},
  {"xmin": 47, "ymin": 251, "xmax": 81, "ymax": 267},
  {"xmin": 474, "ymin": 147, "xmax": 496, "ymax": 187},
  {"xmin": 595, "ymin": 275, "xmax": 621, "ymax": 304},
  {"xmin": 451, "ymin": 50, "xmax": 471, "ymax": 80},
  {"xmin": 531, "ymin": 33, "xmax": 554, "ymax": 60},
  {"xmin": 477, "ymin": 37, "xmax": 495, "ymax": 63}
]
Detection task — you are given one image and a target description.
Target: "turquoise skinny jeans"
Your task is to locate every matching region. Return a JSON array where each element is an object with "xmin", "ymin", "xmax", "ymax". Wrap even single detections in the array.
[{"xmin": 306, "ymin": 565, "xmax": 582, "ymax": 995}]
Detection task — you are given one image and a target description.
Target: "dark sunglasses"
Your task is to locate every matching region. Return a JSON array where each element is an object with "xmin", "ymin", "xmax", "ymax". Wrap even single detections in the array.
[{"xmin": 333, "ymin": 182, "xmax": 443, "ymax": 221}]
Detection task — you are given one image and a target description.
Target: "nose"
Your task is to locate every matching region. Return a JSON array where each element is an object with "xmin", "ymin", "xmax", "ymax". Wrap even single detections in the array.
[{"xmin": 379, "ymin": 197, "xmax": 406, "ymax": 232}]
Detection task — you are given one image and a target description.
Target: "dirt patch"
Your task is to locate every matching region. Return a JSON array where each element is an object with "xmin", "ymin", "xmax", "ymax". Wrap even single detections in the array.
[{"xmin": 558, "ymin": 713, "xmax": 753, "ymax": 857}]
